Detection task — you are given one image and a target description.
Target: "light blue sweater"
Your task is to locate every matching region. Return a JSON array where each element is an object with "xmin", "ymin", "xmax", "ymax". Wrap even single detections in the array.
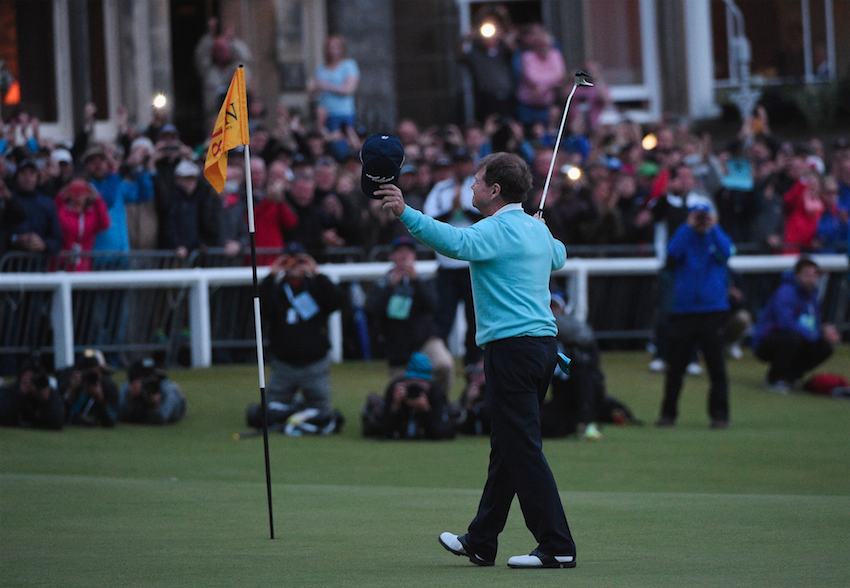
[{"xmin": 400, "ymin": 203, "xmax": 566, "ymax": 347}]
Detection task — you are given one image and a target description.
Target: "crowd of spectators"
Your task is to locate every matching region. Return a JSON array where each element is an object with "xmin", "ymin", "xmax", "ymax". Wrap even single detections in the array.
[
  {"xmin": 2, "ymin": 18, "xmax": 847, "ymax": 439},
  {"xmin": 2, "ymin": 15, "xmax": 849, "ymax": 268},
  {"xmin": 0, "ymin": 22, "xmax": 847, "ymax": 378},
  {"xmin": 2, "ymin": 98, "xmax": 847, "ymax": 274}
]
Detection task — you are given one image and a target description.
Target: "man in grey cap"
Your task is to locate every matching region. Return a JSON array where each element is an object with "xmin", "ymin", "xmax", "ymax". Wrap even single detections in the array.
[{"xmin": 159, "ymin": 159, "xmax": 221, "ymax": 258}]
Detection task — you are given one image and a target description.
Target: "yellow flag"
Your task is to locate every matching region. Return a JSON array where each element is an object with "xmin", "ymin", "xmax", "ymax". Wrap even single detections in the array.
[{"xmin": 204, "ymin": 66, "xmax": 250, "ymax": 193}]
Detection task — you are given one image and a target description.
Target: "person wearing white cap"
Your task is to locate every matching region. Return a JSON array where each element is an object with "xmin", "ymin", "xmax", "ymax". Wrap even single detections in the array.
[
  {"xmin": 123, "ymin": 136, "xmax": 158, "ymax": 250},
  {"xmin": 46, "ymin": 148, "xmax": 75, "ymax": 196},
  {"xmin": 160, "ymin": 158, "xmax": 220, "ymax": 258}
]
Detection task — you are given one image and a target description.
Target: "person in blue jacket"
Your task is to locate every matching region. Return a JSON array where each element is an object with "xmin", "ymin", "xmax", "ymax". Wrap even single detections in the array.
[
  {"xmin": 656, "ymin": 203, "xmax": 734, "ymax": 429},
  {"xmin": 377, "ymin": 151, "xmax": 577, "ymax": 569},
  {"xmin": 751, "ymin": 257, "xmax": 840, "ymax": 393}
]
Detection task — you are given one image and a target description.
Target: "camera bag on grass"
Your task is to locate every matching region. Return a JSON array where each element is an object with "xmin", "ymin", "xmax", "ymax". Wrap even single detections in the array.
[{"xmin": 246, "ymin": 400, "xmax": 345, "ymax": 435}]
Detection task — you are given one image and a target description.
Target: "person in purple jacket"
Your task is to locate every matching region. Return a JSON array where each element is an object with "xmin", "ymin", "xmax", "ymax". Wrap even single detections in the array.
[
  {"xmin": 656, "ymin": 203, "xmax": 734, "ymax": 429},
  {"xmin": 751, "ymin": 257, "xmax": 840, "ymax": 393}
]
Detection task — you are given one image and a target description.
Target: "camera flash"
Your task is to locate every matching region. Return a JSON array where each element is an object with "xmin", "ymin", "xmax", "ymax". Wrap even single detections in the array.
[
  {"xmin": 480, "ymin": 23, "xmax": 496, "ymax": 38},
  {"xmin": 153, "ymin": 94, "xmax": 167, "ymax": 109}
]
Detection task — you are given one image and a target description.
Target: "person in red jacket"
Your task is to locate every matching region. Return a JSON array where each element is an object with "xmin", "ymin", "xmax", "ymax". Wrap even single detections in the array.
[
  {"xmin": 252, "ymin": 158, "xmax": 298, "ymax": 265},
  {"xmin": 783, "ymin": 169, "xmax": 824, "ymax": 253},
  {"xmin": 53, "ymin": 178, "xmax": 111, "ymax": 272}
]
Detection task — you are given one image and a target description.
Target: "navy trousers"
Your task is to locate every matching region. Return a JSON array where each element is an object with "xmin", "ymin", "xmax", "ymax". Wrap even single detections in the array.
[
  {"xmin": 464, "ymin": 336, "xmax": 575, "ymax": 561},
  {"xmin": 661, "ymin": 311, "xmax": 729, "ymax": 422},
  {"xmin": 754, "ymin": 329, "xmax": 834, "ymax": 384}
]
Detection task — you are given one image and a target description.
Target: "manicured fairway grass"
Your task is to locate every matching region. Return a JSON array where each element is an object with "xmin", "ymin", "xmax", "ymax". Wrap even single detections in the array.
[{"xmin": 2, "ymin": 350, "xmax": 849, "ymax": 588}]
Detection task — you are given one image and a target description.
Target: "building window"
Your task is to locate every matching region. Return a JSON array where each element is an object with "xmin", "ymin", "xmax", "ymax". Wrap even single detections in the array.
[
  {"xmin": 586, "ymin": 0, "xmax": 643, "ymax": 85},
  {"xmin": 712, "ymin": 0, "xmax": 839, "ymax": 83},
  {"xmin": 0, "ymin": 0, "xmax": 57, "ymax": 121},
  {"xmin": 86, "ymin": 0, "xmax": 109, "ymax": 118}
]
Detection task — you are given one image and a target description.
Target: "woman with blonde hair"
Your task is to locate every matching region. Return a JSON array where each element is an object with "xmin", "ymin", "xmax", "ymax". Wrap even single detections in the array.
[{"xmin": 308, "ymin": 34, "xmax": 360, "ymax": 133}]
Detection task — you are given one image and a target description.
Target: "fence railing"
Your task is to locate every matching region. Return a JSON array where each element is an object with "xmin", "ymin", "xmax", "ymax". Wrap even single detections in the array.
[{"xmin": 1, "ymin": 252, "xmax": 846, "ymax": 371}]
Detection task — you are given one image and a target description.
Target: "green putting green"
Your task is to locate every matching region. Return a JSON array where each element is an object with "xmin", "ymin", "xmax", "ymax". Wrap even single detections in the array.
[{"xmin": 2, "ymin": 351, "xmax": 848, "ymax": 588}]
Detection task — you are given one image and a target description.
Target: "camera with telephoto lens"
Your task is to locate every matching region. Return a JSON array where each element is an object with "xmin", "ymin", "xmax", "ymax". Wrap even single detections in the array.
[
  {"xmin": 82, "ymin": 369, "xmax": 101, "ymax": 386},
  {"xmin": 141, "ymin": 377, "xmax": 160, "ymax": 397},
  {"xmin": 405, "ymin": 382, "xmax": 426, "ymax": 399},
  {"xmin": 32, "ymin": 372, "xmax": 50, "ymax": 390}
]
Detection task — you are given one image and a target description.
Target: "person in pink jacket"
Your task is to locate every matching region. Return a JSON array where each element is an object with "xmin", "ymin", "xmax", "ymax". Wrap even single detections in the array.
[
  {"xmin": 514, "ymin": 23, "xmax": 567, "ymax": 130},
  {"xmin": 54, "ymin": 178, "xmax": 111, "ymax": 271}
]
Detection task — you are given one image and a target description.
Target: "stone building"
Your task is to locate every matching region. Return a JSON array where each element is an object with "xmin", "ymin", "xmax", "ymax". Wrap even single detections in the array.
[{"xmin": 1, "ymin": 0, "xmax": 847, "ymax": 145}]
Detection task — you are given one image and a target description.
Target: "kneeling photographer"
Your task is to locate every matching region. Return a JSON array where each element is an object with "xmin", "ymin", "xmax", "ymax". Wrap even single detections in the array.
[
  {"xmin": 118, "ymin": 359, "xmax": 186, "ymax": 425},
  {"xmin": 58, "ymin": 349, "xmax": 119, "ymax": 427},
  {"xmin": 380, "ymin": 352, "xmax": 455, "ymax": 440}
]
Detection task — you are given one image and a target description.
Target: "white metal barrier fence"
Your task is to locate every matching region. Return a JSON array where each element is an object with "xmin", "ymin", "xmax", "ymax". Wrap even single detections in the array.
[{"xmin": 1, "ymin": 254, "xmax": 846, "ymax": 369}]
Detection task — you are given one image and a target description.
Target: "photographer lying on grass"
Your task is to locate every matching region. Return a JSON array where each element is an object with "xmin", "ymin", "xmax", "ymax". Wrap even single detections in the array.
[
  {"xmin": 0, "ymin": 359, "xmax": 65, "ymax": 430},
  {"xmin": 118, "ymin": 358, "xmax": 186, "ymax": 425},
  {"xmin": 377, "ymin": 352, "xmax": 455, "ymax": 440},
  {"xmin": 58, "ymin": 348, "xmax": 118, "ymax": 427}
]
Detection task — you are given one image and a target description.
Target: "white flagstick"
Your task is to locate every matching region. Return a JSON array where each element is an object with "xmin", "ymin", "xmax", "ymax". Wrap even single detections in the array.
[
  {"xmin": 536, "ymin": 71, "xmax": 593, "ymax": 217},
  {"xmin": 243, "ymin": 145, "xmax": 276, "ymax": 540},
  {"xmin": 243, "ymin": 147, "xmax": 265, "ymax": 390}
]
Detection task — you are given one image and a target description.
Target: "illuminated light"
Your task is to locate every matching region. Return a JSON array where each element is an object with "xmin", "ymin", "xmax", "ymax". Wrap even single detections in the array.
[
  {"xmin": 561, "ymin": 165, "xmax": 582, "ymax": 181},
  {"xmin": 641, "ymin": 133, "xmax": 658, "ymax": 151},
  {"xmin": 3, "ymin": 80, "xmax": 20, "ymax": 105},
  {"xmin": 480, "ymin": 22, "xmax": 496, "ymax": 38},
  {"xmin": 153, "ymin": 94, "xmax": 167, "ymax": 109}
]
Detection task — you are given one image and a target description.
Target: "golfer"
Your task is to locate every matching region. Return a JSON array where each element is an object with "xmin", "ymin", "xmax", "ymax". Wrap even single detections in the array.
[{"xmin": 377, "ymin": 152, "xmax": 577, "ymax": 569}]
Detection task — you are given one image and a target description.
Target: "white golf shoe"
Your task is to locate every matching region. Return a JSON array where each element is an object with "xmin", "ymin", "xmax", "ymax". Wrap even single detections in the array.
[
  {"xmin": 438, "ymin": 532, "xmax": 494, "ymax": 566},
  {"xmin": 507, "ymin": 551, "xmax": 576, "ymax": 569}
]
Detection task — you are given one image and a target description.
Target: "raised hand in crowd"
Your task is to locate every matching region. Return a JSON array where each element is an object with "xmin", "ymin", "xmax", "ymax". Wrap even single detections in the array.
[
  {"xmin": 28, "ymin": 116, "xmax": 40, "ymax": 144},
  {"xmin": 386, "ymin": 251, "xmax": 418, "ymax": 286},
  {"xmin": 321, "ymin": 226, "xmax": 345, "ymax": 248},
  {"xmin": 125, "ymin": 139, "xmax": 153, "ymax": 172},
  {"xmin": 83, "ymin": 102, "xmax": 97, "ymax": 133},
  {"xmin": 687, "ymin": 207, "xmax": 717, "ymax": 234},
  {"xmin": 822, "ymin": 324, "xmax": 841, "ymax": 345},
  {"xmin": 269, "ymin": 250, "xmax": 318, "ymax": 279}
]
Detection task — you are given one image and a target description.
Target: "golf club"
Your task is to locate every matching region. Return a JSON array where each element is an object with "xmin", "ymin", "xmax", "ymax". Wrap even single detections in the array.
[{"xmin": 536, "ymin": 70, "xmax": 594, "ymax": 217}]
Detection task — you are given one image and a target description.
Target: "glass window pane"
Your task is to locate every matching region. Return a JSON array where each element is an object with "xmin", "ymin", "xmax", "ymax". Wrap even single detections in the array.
[
  {"xmin": 586, "ymin": 0, "xmax": 643, "ymax": 85},
  {"xmin": 712, "ymin": 0, "xmax": 811, "ymax": 81},
  {"xmin": 87, "ymin": 0, "xmax": 108, "ymax": 119}
]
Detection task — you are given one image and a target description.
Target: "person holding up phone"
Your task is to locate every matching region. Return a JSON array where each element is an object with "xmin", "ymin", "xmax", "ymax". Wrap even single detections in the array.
[
  {"xmin": 259, "ymin": 243, "xmax": 344, "ymax": 421},
  {"xmin": 54, "ymin": 178, "xmax": 111, "ymax": 272}
]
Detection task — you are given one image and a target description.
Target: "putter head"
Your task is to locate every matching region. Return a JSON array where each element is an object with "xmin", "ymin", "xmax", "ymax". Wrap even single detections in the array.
[{"xmin": 574, "ymin": 70, "xmax": 594, "ymax": 87}]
